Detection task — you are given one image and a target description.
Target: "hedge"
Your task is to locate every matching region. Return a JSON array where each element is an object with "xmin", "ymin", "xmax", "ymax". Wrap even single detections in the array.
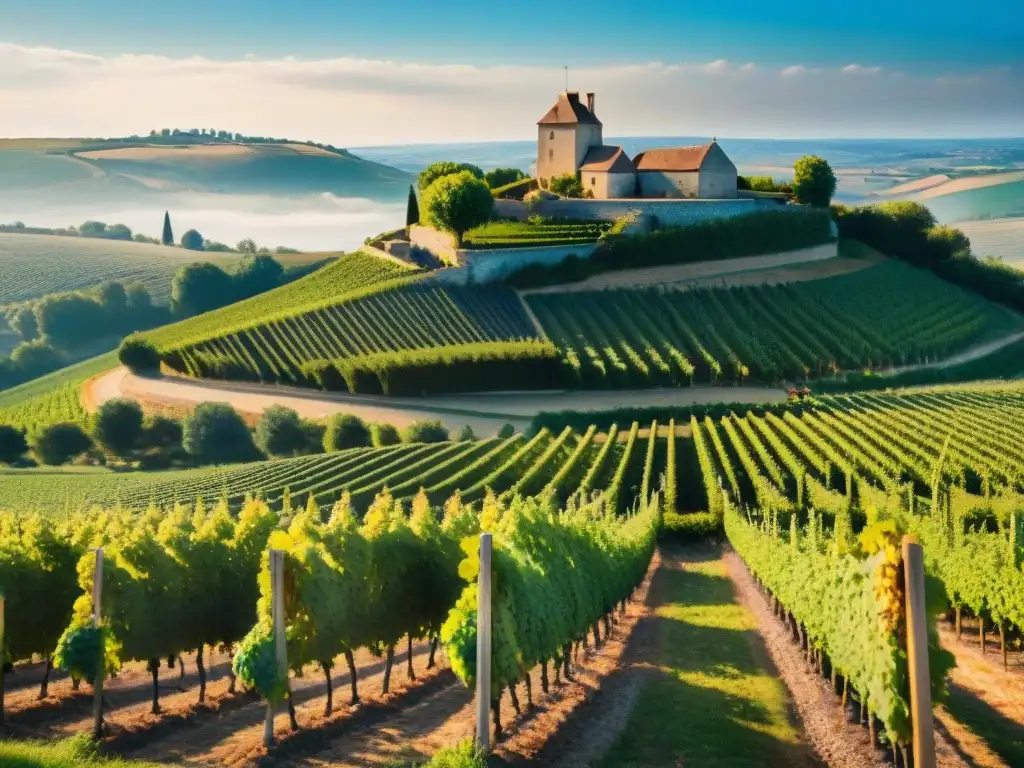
[
  {"xmin": 506, "ymin": 207, "xmax": 834, "ymax": 288},
  {"xmin": 490, "ymin": 177, "xmax": 537, "ymax": 200},
  {"xmin": 303, "ymin": 341, "xmax": 572, "ymax": 396},
  {"xmin": 662, "ymin": 511, "xmax": 723, "ymax": 541}
]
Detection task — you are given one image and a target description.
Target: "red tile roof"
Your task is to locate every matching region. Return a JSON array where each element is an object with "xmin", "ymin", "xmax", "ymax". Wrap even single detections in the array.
[
  {"xmin": 633, "ymin": 143, "xmax": 713, "ymax": 172},
  {"xmin": 537, "ymin": 92, "xmax": 602, "ymax": 126},
  {"xmin": 579, "ymin": 145, "xmax": 634, "ymax": 173}
]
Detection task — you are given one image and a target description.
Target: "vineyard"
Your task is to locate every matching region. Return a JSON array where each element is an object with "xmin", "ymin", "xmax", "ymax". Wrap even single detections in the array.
[
  {"xmin": 0, "ymin": 421, "xmax": 690, "ymax": 517},
  {"xmin": 157, "ymin": 280, "xmax": 541, "ymax": 387},
  {"xmin": 528, "ymin": 260, "xmax": 1021, "ymax": 387},
  {"xmin": 461, "ymin": 219, "xmax": 610, "ymax": 249},
  {"xmin": 0, "ymin": 351, "xmax": 117, "ymax": 432}
]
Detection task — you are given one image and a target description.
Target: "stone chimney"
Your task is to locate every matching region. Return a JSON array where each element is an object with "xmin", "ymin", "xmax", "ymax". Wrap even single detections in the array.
[
  {"xmin": 566, "ymin": 91, "xmax": 580, "ymax": 107},
  {"xmin": 586, "ymin": 92, "xmax": 595, "ymax": 114}
]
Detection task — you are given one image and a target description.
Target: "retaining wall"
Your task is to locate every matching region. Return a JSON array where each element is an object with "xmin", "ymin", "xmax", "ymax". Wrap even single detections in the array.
[{"xmin": 493, "ymin": 196, "xmax": 791, "ymax": 226}]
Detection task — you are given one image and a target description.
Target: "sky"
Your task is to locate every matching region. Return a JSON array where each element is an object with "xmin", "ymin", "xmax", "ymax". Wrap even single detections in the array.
[{"xmin": 1, "ymin": 0, "xmax": 1022, "ymax": 144}]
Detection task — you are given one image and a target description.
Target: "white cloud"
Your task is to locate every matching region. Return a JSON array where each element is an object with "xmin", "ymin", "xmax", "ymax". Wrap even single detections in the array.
[{"xmin": 0, "ymin": 43, "xmax": 1020, "ymax": 143}]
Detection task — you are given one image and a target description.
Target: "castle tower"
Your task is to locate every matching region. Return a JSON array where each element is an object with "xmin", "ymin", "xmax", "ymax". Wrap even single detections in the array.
[{"xmin": 536, "ymin": 91, "xmax": 603, "ymax": 184}]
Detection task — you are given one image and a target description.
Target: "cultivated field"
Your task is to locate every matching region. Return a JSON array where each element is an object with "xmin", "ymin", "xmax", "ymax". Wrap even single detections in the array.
[
  {"xmin": 957, "ymin": 216, "xmax": 1024, "ymax": 266},
  {"xmin": 0, "ymin": 351, "xmax": 117, "ymax": 432}
]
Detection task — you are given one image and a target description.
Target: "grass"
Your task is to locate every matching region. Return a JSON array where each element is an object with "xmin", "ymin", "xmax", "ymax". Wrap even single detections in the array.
[
  {"xmin": 0, "ymin": 735, "xmax": 172, "ymax": 768},
  {"xmin": 0, "ymin": 232, "xmax": 323, "ymax": 306},
  {"xmin": 461, "ymin": 219, "xmax": 609, "ymax": 250},
  {"xmin": 0, "ymin": 351, "xmax": 117, "ymax": 432},
  {"xmin": 597, "ymin": 546, "xmax": 808, "ymax": 768},
  {"xmin": 944, "ymin": 683, "xmax": 1024, "ymax": 766}
]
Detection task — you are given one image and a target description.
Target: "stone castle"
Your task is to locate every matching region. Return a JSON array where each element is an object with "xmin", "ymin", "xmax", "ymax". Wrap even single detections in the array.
[{"xmin": 536, "ymin": 91, "xmax": 739, "ymax": 200}]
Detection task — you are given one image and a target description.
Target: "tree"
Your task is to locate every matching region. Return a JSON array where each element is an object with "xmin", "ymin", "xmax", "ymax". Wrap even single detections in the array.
[
  {"xmin": 417, "ymin": 161, "xmax": 484, "ymax": 191},
  {"xmin": 403, "ymin": 419, "xmax": 449, "ymax": 444},
  {"xmin": 35, "ymin": 294, "xmax": 105, "ymax": 347},
  {"xmin": 236, "ymin": 238, "xmax": 258, "ymax": 254},
  {"xmin": 161, "ymin": 212, "xmax": 174, "ymax": 246},
  {"xmin": 97, "ymin": 281, "xmax": 129, "ymax": 318},
  {"xmin": 457, "ymin": 425, "xmax": 476, "ymax": 441},
  {"xmin": 170, "ymin": 262, "xmax": 233, "ymax": 317},
  {"xmin": 484, "ymin": 168, "xmax": 527, "ymax": 189},
  {"xmin": 141, "ymin": 415, "xmax": 183, "ymax": 450},
  {"xmin": 549, "ymin": 173, "xmax": 584, "ymax": 198},
  {"xmin": 497, "ymin": 423, "xmax": 517, "ymax": 438},
  {"xmin": 421, "ymin": 171, "xmax": 493, "ymax": 245},
  {"xmin": 8, "ymin": 305, "xmax": 39, "ymax": 341},
  {"xmin": 31, "ymin": 423, "xmax": 92, "ymax": 465},
  {"xmin": 182, "ymin": 402, "xmax": 258, "ymax": 465},
  {"xmin": 119, "ymin": 337, "xmax": 162, "ymax": 374},
  {"xmin": 234, "ymin": 254, "xmax": 283, "ymax": 298},
  {"xmin": 180, "ymin": 229, "xmax": 205, "ymax": 251},
  {"xmin": 255, "ymin": 405, "xmax": 309, "ymax": 458},
  {"xmin": 405, "ymin": 186, "xmax": 420, "ymax": 228},
  {"xmin": 792, "ymin": 156, "xmax": 837, "ymax": 208},
  {"xmin": 93, "ymin": 398, "xmax": 145, "ymax": 458},
  {"xmin": 371, "ymin": 423, "xmax": 401, "ymax": 447},
  {"xmin": 925, "ymin": 225, "xmax": 971, "ymax": 263},
  {"xmin": 323, "ymin": 414, "xmax": 371, "ymax": 452},
  {"xmin": 10, "ymin": 340, "xmax": 61, "ymax": 377},
  {"xmin": 0, "ymin": 425, "xmax": 28, "ymax": 464}
]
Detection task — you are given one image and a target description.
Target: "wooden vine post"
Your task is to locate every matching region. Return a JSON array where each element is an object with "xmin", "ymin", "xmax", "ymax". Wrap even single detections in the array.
[
  {"xmin": 475, "ymin": 533, "xmax": 493, "ymax": 753},
  {"xmin": 263, "ymin": 549, "xmax": 289, "ymax": 749},
  {"xmin": 902, "ymin": 535, "xmax": 936, "ymax": 768},
  {"xmin": 0, "ymin": 594, "xmax": 5, "ymax": 726},
  {"xmin": 92, "ymin": 548, "xmax": 105, "ymax": 739}
]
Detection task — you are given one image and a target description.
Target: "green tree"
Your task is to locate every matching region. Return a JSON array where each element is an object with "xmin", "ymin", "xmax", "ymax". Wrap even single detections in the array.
[
  {"xmin": 403, "ymin": 419, "xmax": 449, "ymax": 444},
  {"xmin": 405, "ymin": 185, "xmax": 420, "ymax": 227},
  {"xmin": 549, "ymin": 173, "xmax": 584, "ymax": 198},
  {"xmin": 236, "ymin": 238, "xmax": 258, "ymax": 254},
  {"xmin": 180, "ymin": 229, "xmax": 205, "ymax": 251},
  {"xmin": 119, "ymin": 337, "xmax": 162, "ymax": 374},
  {"xmin": 255, "ymin": 405, "xmax": 309, "ymax": 457},
  {"xmin": 234, "ymin": 254, "xmax": 284, "ymax": 298},
  {"xmin": 421, "ymin": 171, "xmax": 493, "ymax": 245},
  {"xmin": 170, "ymin": 262, "xmax": 233, "ymax": 317},
  {"xmin": 925, "ymin": 225, "xmax": 971, "ymax": 263},
  {"xmin": 35, "ymin": 294, "xmax": 105, "ymax": 346},
  {"xmin": 161, "ymin": 211, "xmax": 174, "ymax": 246},
  {"xmin": 0, "ymin": 425, "xmax": 28, "ymax": 464},
  {"xmin": 8, "ymin": 305, "xmax": 39, "ymax": 341},
  {"xmin": 457, "ymin": 425, "xmax": 476, "ymax": 442},
  {"xmin": 31, "ymin": 423, "xmax": 93, "ymax": 465},
  {"xmin": 141, "ymin": 415, "xmax": 183, "ymax": 450},
  {"xmin": 417, "ymin": 161, "xmax": 484, "ymax": 191},
  {"xmin": 324, "ymin": 414, "xmax": 371, "ymax": 452},
  {"xmin": 10, "ymin": 340, "xmax": 62, "ymax": 377},
  {"xmin": 497, "ymin": 423, "xmax": 517, "ymax": 438},
  {"xmin": 93, "ymin": 398, "xmax": 145, "ymax": 458},
  {"xmin": 371, "ymin": 423, "xmax": 402, "ymax": 447},
  {"xmin": 97, "ymin": 281, "xmax": 129, "ymax": 321},
  {"xmin": 792, "ymin": 156, "xmax": 837, "ymax": 208},
  {"xmin": 182, "ymin": 402, "xmax": 258, "ymax": 465},
  {"xmin": 484, "ymin": 168, "xmax": 527, "ymax": 189}
]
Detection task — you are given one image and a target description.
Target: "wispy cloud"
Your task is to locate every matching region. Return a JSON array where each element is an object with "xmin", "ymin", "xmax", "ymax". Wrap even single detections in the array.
[{"xmin": 0, "ymin": 44, "xmax": 1020, "ymax": 142}]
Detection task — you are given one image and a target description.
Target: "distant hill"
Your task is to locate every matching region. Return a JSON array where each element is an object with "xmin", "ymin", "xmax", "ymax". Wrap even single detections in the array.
[
  {"xmin": 871, "ymin": 170, "xmax": 1024, "ymax": 223},
  {"xmin": 0, "ymin": 233, "xmax": 327, "ymax": 306},
  {"xmin": 0, "ymin": 135, "xmax": 413, "ymax": 204}
]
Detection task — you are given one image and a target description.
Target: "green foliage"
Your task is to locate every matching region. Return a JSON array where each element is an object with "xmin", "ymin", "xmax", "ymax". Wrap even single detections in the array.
[
  {"xmin": 0, "ymin": 352, "xmax": 117, "ymax": 433},
  {"xmin": 372, "ymin": 422, "xmax": 402, "ymax": 447},
  {"xmin": 255, "ymin": 405, "xmax": 309, "ymax": 458},
  {"xmin": 461, "ymin": 218, "xmax": 608, "ymax": 249},
  {"xmin": 9, "ymin": 304, "xmax": 39, "ymax": 341},
  {"xmin": 10, "ymin": 340, "xmax": 63, "ymax": 378},
  {"xmin": 118, "ymin": 337, "xmax": 161, "ymax": 374},
  {"xmin": 31, "ymin": 422, "xmax": 92, "ymax": 465},
  {"xmin": 0, "ymin": 735, "xmax": 167, "ymax": 768},
  {"xmin": 0, "ymin": 424, "xmax": 28, "ymax": 463},
  {"xmin": 548, "ymin": 173, "xmax": 585, "ymax": 198},
  {"xmin": 170, "ymin": 262, "xmax": 234, "ymax": 317},
  {"xmin": 403, "ymin": 419, "xmax": 449, "ymax": 444},
  {"xmin": 180, "ymin": 228, "xmax": 205, "ymax": 250},
  {"xmin": 234, "ymin": 254, "xmax": 284, "ymax": 298},
  {"xmin": 662, "ymin": 511, "xmax": 722, "ymax": 540},
  {"xmin": 792, "ymin": 155, "xmax": 837, "ymax": 207},
  {"xmin": 324, "ymin": 413, "xmax": 371, "ymax": 451},
  {"xmin": 161, "ymin": 211, "xmax": 174, "ymax": 246},
  {"xmin": 181, "ymin": 402, "xmax": 258, "ymax": 464},
  {"xmin": 93, "ymin": 397, "xmax": 144, "ymax": 458},
  {"xmin": 457, "ymin": 424, "xmax": 476, "ymax": 442},
  {"xmin": 417, "ymin": 161, "xmax": 484, "ymax": 191},
  {"xmin": 35, "ymin": 293, "xmax": 105, "ymax": 347},
  {"xmin": 484, "ymin": 168, "xmax": 528, "ymax": 189},
  {"xmin": 497, "ymin": 423, "xmax": 516, "ymax": 439},
  {"xmin": 421, "ymin": 171, "xmax": 494, "ymax": 244},
  {"xmin": 406, "ymin": 185, "xmax": 420, "ymax": 227},
  {"xmin": 490, "ymin": 177, "xmax": 537, "ymax": 200}
]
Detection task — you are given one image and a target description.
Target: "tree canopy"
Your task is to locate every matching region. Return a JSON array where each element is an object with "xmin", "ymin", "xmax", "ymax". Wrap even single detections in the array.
[
  {"xmin": 421, "ymin": 171, "xmax": 493, "ymax": 245},
  {"xmin": 93, "ymin": 398, "xmax": 145, "ymax": 458},
  {"xmin": 171, "ymin": 262, "xmax": 234, "ymax": 317},
  {"xmin": 161, "ymin": 212, "xmax": 174, "ymax": 246},
  {"xmin": 182, "ymin": 402, "xmax": 258, "ymax": 465},
  {"xmin": 484, "ymin": 168, "xmax": 527, "ymax": 189},
  {"xmin": 324, "ymin": 414, "xmax": 372, "ymax": 452},
  {"xmin": 417, "ymin": 161, "xmax": 484, "ymax": 191},
  {"xmin": 792, "ymin": 156, "xmax": 837, "ymax": 208},
  {"xmin": 31, "ymin": 423, "xmax": 92, "ymax": 466},
  {"xmin": 255, "ymin": 405, "xmax": 309, "ymax": 458},
  {"xmin": 180, "ymin": 229, "xmax": 205, "ymax": 251}
]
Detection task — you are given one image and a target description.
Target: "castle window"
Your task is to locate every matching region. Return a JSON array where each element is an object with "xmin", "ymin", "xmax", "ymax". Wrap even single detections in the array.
[
  {"xmin": 591, "ymin": 177, "xmax": 596, "ymax": 186},
  {"xmin": 548, "ymin": 149, "xmax": 554, "ymax": 161},
  {"xmin": 549, "ymin": 131, "xmax": 555, "ymax": 140}
]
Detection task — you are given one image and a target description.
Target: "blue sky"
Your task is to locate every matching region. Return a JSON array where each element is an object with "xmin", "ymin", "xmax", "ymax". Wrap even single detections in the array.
[
  {"xmin": 1, "ymin": 1, "xmax": 1022, "ymax": 142},
  {"xmin": 4, "ymin": 0, "xmax": 1021, "ymax": 68}
]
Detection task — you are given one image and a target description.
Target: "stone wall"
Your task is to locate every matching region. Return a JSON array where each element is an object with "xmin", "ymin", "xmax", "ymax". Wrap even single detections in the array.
[
  {"xmin": 409, "ymin": 224, "xmax": 459, "ymax": 264},
  {"xmin": 493, "ymin": 196, "xmax": 791, "ymax": 226}
]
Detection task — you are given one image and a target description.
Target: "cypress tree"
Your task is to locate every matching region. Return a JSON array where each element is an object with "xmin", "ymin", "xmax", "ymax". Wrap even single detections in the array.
[
  {"xmin": 405, "ymin": 186, "xmax": 419, "ymax": 228},
  {"xmin": 161, "ymin": 211, "xmax": 174, "ymax": 246}
]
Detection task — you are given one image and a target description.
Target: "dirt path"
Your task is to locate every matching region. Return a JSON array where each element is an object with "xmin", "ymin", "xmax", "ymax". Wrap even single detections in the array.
[
  {"xmin": 84, "ymin": 367, "xmax": 786, "ymax": 435},
  {"xmin": 886, "ymin": 331, "xmax": 1024, "ymax": 374}
]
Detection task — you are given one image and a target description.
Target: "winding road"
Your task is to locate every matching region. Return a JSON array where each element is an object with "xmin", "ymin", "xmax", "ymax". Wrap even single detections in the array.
[{"xmin": 85, "ymin": 368, "xmax": 786, "ymax": 436}]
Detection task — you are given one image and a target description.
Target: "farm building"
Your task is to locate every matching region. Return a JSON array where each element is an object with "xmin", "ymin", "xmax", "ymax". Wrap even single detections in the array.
[{"xmin": 535, "ymin": 91, "xmax": 739, "ymax": 200}]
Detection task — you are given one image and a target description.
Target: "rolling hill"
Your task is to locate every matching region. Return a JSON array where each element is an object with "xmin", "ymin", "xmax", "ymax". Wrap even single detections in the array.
[
  {"xmin": 872, "ymin": 170, "xmax": 1024, "ymax": 223},
  {"xmin": 0, "ymin": 232, "xmax": 326, "ymax": 306},
  {"xmin": 0, "ymin": 137, "xmax": 414, "ymax": 204}
]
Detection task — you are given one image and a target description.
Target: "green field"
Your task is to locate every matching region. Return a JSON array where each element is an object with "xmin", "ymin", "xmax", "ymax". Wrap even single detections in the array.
[
  {"xmin": 528, "ymin": 259, "xmax": 1022, "ymax": 387},
  {"xmin": 0, "ymin": 351, "xmax": 116, "ymax": 432},
  {"xmin": 462, "ymin": 219, "xmax": 610, "ymax": 249},
  {"xmin": 0, "ymin": 232, "xmax": 326, "ymax": 306}
]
